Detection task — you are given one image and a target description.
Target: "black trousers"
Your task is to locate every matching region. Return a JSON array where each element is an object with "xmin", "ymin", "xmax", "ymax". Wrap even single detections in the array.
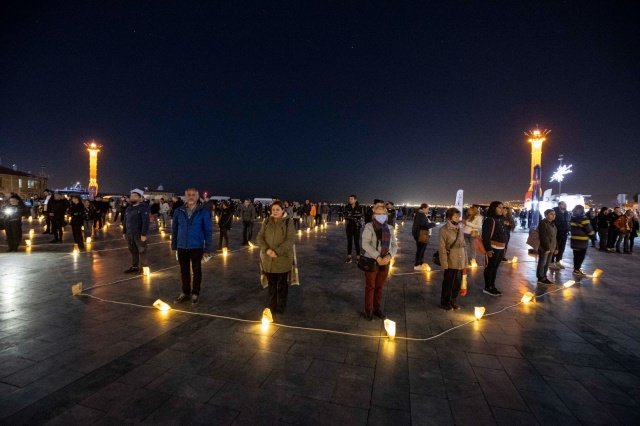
[
  {"xmin": 178, "ymin": 248, "xmax": 203, "ymax": 295},
  {"xmin": 71, "ymin": 222, "xmax": 85, "ymax": 249},
  {"xmin": 551, "ymin": 232, "xmax": 568, "ymax": 263},
  {"xmin": 51, "ymin": 216, "xmax": 64, "ymax": 241},
  {"xmin": 293, "ymin": 218, "xmax": 300, "ymax": 231},
  {"xmin": 5, "ymin": 221, "xmax": 22, "ymax": 250},
  {"xmin": 415, "ymin": 241, "xmax": 427, "ymax": 266},
  {"xmin": 95, "ymin": 214, "xmax": 104, "ymax": 229},
  {"xmin": 346, "ymin": 226, "xmax": 361, "ymax": 256},
  {"xmin": 266, "ymin": 272, "xmax": 289, "ymax": 312},
  {"xmin": 573, "ymin": 249, "xmax": 586, "ymax": 270},
  {"xmin": 45, "ymin": 213, "xmax": 52, "ymax": 232},
  {"xmin": 441, "ymin": 269, "xmax": 462, "ymax": 306},
  {"xmin": 219, "ymin": 229, "xmax": 229, "ymax": 248},
  {"xmin": 607, "ymin": 228, "xmax": 619, "ymax": 249},
  {"xmin": 126, "ymin": 233, "xmax": 148, "ymax": 268},
  {"xmin": 114, "ymin": 211, "xmax": 122, "ymax": 222},
  {"xmin": 242, "ymin": 221, "xmax": 253, "ymax": 244},
  {"xmin": 483, "ymin": 249, "xmax": 504, "ymax": 290}
]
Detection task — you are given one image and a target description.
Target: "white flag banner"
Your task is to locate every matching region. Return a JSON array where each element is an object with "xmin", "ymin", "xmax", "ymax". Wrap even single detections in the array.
[{"xmin": 455, "ymin": 190, "xmax": 463, "ymax": 212}]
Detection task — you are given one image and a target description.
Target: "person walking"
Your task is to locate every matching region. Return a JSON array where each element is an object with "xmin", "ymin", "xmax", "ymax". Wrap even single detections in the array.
[
  {"xmin": 82, "ymin": 199, "xmax": 95, "ymax": 241},
  {"xmin": 257, "ymin": 201, "xmax": 295, "ymax": 314},
  {"xmin": 360, "ymin": 203, "xmax": 397, "ymax": 320},
  {"xmin": 437, "ymin": 208, "xmax": 467, "ymax": 310},
  {"xmin": 68, "ymin": 195, "xmax": 85, "ymax": 250},
  {"xmin": 549, "ymin": 201, "xmax": 571, "ymax": 269},
  {"xmin": 2, "ymin": 194, "xmax": 26, "ymax": 251},
  {"xmin": 122, "ymin": 189, "xmax": 150, "ymax": 274},
  {"xmin": 49, "ymin": 192, "xmax": 67, "ymax": 243},
  {"xmin": 321, "ymin": 202, "xmax": 329, "ymax": 225},
  {"xmin": 41, "ymin": 189, "xmax": 53, "ymax": 233},
  {"xmin": 570, "ymin": 205, "xmax": 596, "ymax": 276},
  {"xmin": 536, "ymin": 209, "xmax": 557, "ymax": 284},
  {"xmin": 614, "ymin": 210, "xmax": 633, "ymax": 254},
  {"xmin": 412, "ymin": 203, "xmax": 435, "ymax": 270},
  {"xmin": 302, "ymin": 200, "xmax": 311, "ymax": 228},
  {"xmin": 461, "ymin": 205, "xmax": 483, "ymax": 267},
  {"xmin": 344, "ymin": 195, "xmax": 364, "ymax": 263},
  {"xmin": 481, "ymin": 201, "xmax": 507, "ymax": 296},
  {"xmin": 501, "ymin": 206, "xmax": 516, "ymax": 262},
  {"xmin": 606, "ymin": 207, "xmax": 621, "ymax": 250},
  {"xmin": 217, "ymin": 200, "xmax": 233, "ymax": 250},
  {"xmin": 172, "ymin": 188, "xmax": 213, "ymax": 304},
  {"xmin": 240, "ymin": 199, "xmax": 257, "ymax": 245}
]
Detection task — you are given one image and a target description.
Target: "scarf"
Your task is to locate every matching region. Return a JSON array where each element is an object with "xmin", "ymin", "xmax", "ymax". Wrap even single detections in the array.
[{"xmin": 372, "ymin": 219, "xmax": 391, "ymax": 256}]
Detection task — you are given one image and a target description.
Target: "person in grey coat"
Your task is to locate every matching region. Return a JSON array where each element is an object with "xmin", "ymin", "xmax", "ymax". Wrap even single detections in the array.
[
  {"xmin": 537, "ymin": 209, "xmax": 558, "ymax": 284},
  {"xmin": 438, "ymin": 208, "xmax": 467, "ymax": 310},
  {"xmin": 240, "ymin": 199, "xmax": 257, "ymax": 245}
]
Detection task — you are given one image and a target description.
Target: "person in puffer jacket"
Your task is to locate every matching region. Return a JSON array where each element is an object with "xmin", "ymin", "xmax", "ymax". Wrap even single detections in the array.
[{"xmin": 569, "ymin": 205, "xmax": 596, "ymax": 276}]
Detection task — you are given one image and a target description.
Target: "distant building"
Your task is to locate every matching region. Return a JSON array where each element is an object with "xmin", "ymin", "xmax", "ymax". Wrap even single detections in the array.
[{"xmin": 0, "ymin": 165, "xmax": 48, "ymax": 199}]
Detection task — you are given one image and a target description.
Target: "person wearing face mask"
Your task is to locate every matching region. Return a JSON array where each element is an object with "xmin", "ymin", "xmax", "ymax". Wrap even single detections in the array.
[
  {"xmin": 438, "ymin": 208, "xmax": 467, "ymax": 310},
  {"xmin": 360, "ymin": 203, "xmax": 398, "ymax": 320},
  {"xmin": 122, "ymin": 188, "xmax": 150, "ymax": 274},
  {"xmin": 481, "ymin": 201, "xmax": 508, "ymax": 296},
  {"xmin": 257, "ymin": 200, "xmax": 296, "ymax": 314}
]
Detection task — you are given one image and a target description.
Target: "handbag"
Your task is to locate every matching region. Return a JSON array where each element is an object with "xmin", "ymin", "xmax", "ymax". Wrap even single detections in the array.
[
  {"xmin": 357, "ymin": 256, "xmax": 377, "ymax": 272},
  {"xmin": 433, "ymin": 231, "xmax": 460, "ymax": 266},
  {"xmin": 526, "ymin": 229, "xmax": 540, "ymax": 251},
  {"xmin": 418, "ymin": 229, "xmax": 430, "ymax": 244},
  {"xmin": 474, "ymin": 218, "xmax": 496, "ymax": 255}
]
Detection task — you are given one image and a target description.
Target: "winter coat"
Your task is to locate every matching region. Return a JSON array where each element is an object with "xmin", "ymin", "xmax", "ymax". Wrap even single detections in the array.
[
  {"xmin": 258, "ymin": 217, "xmax": 295, "ymax": 273},
  {"xmin": 553, "ymin": 207, "xmax": 571, "ymax": 234},
  {"xmin": 218, "ymin": 208, "xmax": 233, "ymax": 230},
  {"xmin": 68, "ymin": 202, "xmax": 84, "ymax": 225},
  {"xmin": 570, "ymin": 214, "xmax": 595, "ymax": 250},
  {"xmin": 614, "ymin": 215, "xmax": 632, "ymax": 234},
  {"xmin": 171, "ymin": 204, "xmax": 213, "ymax": 253},
  {"xmin": 481, "ymin": 216, "xmax": 509, "ymax": 252},
  {"xmin": 538, "ymin": 218, "xmax": 557, "ymax": 252},
  {"xmin": 438, "ymin": 223, "xmax": 467, "ymax": 270},
  {"xmin": 412, "ymin": 211, "xmax": 435, "ymax": 241},
  {"xmin": 344, "ymin": 203, "xmax": 363, "ymax": 229},
  {"xmin": 361, "ymin": 222, "xmax": 398, "ymax": 260},
  {"xmin": 239, "ymin": 204, "xmax": 256, "ymax": 221},
  {"xmin": 123, "ymin": 202, "xmax": 150, "ymax": 236},
  {"xmin": 461, "ymin": 215, "xmax": 482, "ymax": 236}
]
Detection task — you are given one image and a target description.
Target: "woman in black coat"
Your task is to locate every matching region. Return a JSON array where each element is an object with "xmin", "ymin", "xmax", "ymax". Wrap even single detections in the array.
[
  {"xmin": 412, "ymin": 203, "xmax": 435, "ymax": 269},
  {"xmin": 218, "ymin": 201, "xmax": 233, "ymax": 250},
  {"xmin": 68, "ymin": 195, "xmax": 85, "ymax": 250}
]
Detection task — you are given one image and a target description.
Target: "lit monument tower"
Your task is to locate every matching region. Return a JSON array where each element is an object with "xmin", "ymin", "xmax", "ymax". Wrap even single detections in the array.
[
  {"xmin": 84, "ymin": 141, "xmax": 102, "ymax": 197},
  {"xmin": 523, "ymin": 128, "xmax": 550, "ymax": 208}
]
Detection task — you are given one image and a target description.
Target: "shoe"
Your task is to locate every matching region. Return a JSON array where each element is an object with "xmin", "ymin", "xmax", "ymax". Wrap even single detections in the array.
[
  {"xmin": 414, "ymin": 265, "xmax": 423, "ymax": 271},
  {"xmin": 536, "ymin": 278, "xmax": 546, "ymax": 283},
  {"xmin": 450, "ymin": 302, "xmax": 460, "ymax": 310},
  {"xmin": 363, "ymin": 311, "xmax": 373, "ymax": 321},
  {"xmin": 483, "ymin": 288, "xmax": 502, "ymax": 297},
  {"xmin": 42, "ymin": 231, "xmax": 50, "ymax": 234},
  {"xmin": 501, "ymin": 258, "xmax": 509, "ymax": 263},
  {"xmin": 439, "ymin": 304, "xmax": 453, "ymax": 311},
  {"xmin": 542, "ymin": 278, "xmax": 554, "ymax": 285},
  {"xmin": 175, "ymin": 293, "xmax": 189, "ymax": 303},
  {"xmin": 356, "ymin": 255, "xmax": 361, "ymax": 261},
  {"xmin": 346, "ymin": 256, "xmax": 352, "ymax": 264},
  {"xmin": 573, "ymin": 269, "xmax": 587, "ymax": 276},
  {"xmin": 548, "ymin": 263, "xmax": 559, "ymax": 270},
  {"xmin": 555, "ymin": 262, "xmax": 565, "ymax": 270},
  {"xmin": 241, "ymin": 242, "xmax": 247, "ymax": 246},
  {"xmin": 191, "ymin": 294, "xmax": 199, "ymax": 304},
  {"xmin": 124, "ymin": 267, "xmax": 139, "ymax": 274},
  {"xmin": 373, "ymin": 310, "xmax": 386, "ymax": 319},
  {"xmin": 50, "ymin": 239, "xmax": 59, "ymax": 243}
]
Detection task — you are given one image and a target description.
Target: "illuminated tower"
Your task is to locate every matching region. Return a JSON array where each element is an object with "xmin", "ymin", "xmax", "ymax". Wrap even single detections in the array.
[
  {"xmin": 84, "ymin": 141, "xmax": 102, "ymax": 195},
  {"xmin": 524, "ymin": 129, "xmax": 550, "ymax": 191}
]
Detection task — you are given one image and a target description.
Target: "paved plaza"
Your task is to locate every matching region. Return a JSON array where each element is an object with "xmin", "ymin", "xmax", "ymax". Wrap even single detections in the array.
[{"xmin": 1, "ymin": 217, "xmax": 640, "ymax": 425}]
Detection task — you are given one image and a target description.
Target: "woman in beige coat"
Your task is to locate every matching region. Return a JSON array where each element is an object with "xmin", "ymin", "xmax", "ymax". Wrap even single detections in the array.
[
  {"xmin": 438, "ymin": 208, "xmax": 467, "ymax": 310},
  {"xmin": 257, "ymin": 201, "xmax": 296, "ymax": 314}
]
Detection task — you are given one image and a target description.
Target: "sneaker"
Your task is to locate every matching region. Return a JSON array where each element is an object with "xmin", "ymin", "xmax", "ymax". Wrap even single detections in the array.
[
  {"xmin": 450, "ymin": 302, "xmax": 460, "ymax": 310},
  {"xmin": 191, "ymin": 294, "xmax": 199, "ymax": 304},
  {"xmin": 346, "ymin": 256, "xmax": 352, "ymax": 264},
  {"xmin": 501, "ymin": 258, "xmax": 509, "ymax": 263},
  {"xmin": 414, "ymin": 265, "xmax": 423, "ymax": 271},
  {"xmin": 573, "ymin": 269, "xmax": 587, "ymax": 276},
  {"xmin": 536, "ymin": 278, "xmax": 546, "ymax": 283},
  {"xmin": 175, "ymin": 293, "xmax": 189, "ymax": 303},
  {"xmin": 439, "ymin": 304, "xmax": 453, "ymax": 311},
  {"xmin": 542, "ymin": 278, "xmax": 554, "ymax": 285},
  {"xmin": 483, "ymin": 288, "xmax": 502, "ymax": 296},
  {"xmin": 124, "ymin": 267, "xmax": 139, "ymax": 274},
  {"xmin": 373, "ymin": 310, "xmax": 386, "ymax": 319},
  {"xmin": 363, "ymin": 311, "xmax": 373, "ymax": 321},
  {"xmin": 556, "ymin": 262, "xmax": 565, "ymax": 269}
]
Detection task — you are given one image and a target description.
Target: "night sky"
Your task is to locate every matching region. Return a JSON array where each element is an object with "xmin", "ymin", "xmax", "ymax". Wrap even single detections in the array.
[{"xmin": 1, "ymin": 2, "xmax": 638, "ymax": 204}]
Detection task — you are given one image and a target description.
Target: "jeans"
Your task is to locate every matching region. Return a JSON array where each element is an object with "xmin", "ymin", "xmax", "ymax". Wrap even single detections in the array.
[
  {"xmin": 484, "ymin": 249, "xmax": 504, "ymax": 290},
  {"xmin": 616, "ymin": 233, "xmax": 630, "ymax": 252},
  {"xmin": 293, "ymin": 218, "xmax": 300, "ymax": 231},
  {"xmin": 242, "ymin": 221, "xmax": 254, "ymax": 244},
  {"xmin": 441, "ymin": 269, "xmax": 462, "ymax": 306},
  {"xmin": 126, "ymin": 233, "xmax": 148, "ymax": 268},
  {"xmin": 537, "ymin": 249, "xmax": 552, "ymax": 279},
  {"xmin": 266, "ymin": 272, "xmax": 289, "ymax": 312},
  {"xmin": 463, "ymin": 233, "xmax": 476, "ymax": 264},
  {"xmin": 83, "ymin": 220, "xmax": 94, "ymax": 238},
  {"xmin": 364, "ymin": 264, "xmax": 389, "ymax": 313},
  {"xmin": 415, "ymin": 241, "xmax": 427, "ymax": 266},
  {"xmin": 551, "ymin": 232, "xmax": 568, "ymax": 263},
  {"xmin": 178, "ymin": 248, "xmax": 203, "ymax": 295},
  {"xmin": 573, "ymin": 249, "xmax": 586, "ymax": 270},
  {"xmin": 346, "ymin": 226, "xmax": 361, "ymax": 256}
]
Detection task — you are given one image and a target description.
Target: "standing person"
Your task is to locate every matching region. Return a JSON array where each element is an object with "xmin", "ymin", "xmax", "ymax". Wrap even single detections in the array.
[
  {"xmin": 630, "ymin": 212, "xmax": 639, "ymax": 254},
  {"xmin": 587, "ymin": 208, "xmax": 598, "ymax": 247},
  {"xmin": 550, "ymin": 201, "xmax": 571, "ymax": 269},
  {"xmin": 537, "ymin": 209, "xmax": 557, "ymax": 284},
  {"xmin": 122, "ymin": 189, "xmax": 150, "ymax": 274},
  {"xmin": 310, "ymin": 202, "xmax": 317, "ymax": 228},
  {"xmin": 41, "ymin": 189, "xmax": 52, "ymax": 233},
  {"xmin": 302, "ymin": 200, "xmax": 311, "ymax": 228},
  {"xmin": 113, "ymin": 197, "xmax": 124, "ymax": 222},
  {"xmin": 68, "ymin": 196, "xmax": 85, "ymax": 250},
  {"xmin": 257, "ymin": 201, "xmax": 295, "ymax": 314},
  {"xmin": 159, "ymin": 198, "xmax": 170, "ymax": 228},
  {"xmin": 481, "ymin": 201, "xmax": 507, "ymax": 296},
  {"xmin": 321, "ymin": 202, "xmax": 329, "ymax": 225},
  {"xmin": 501, "ymin": 206, "xmax": 516, "ymax": 262},
  {"xmin": 344, "ymin": 195, "xmax": 364, "ymax": 263},
  {"xmin": 614, "ymin": 210, "xmax": 633, "ymax": 254},
  {"xmin": 82, "ymin": 199, "xmax": 95, "ymax": 241},
  {"xmin": 386, "ymin": 202, "xmax": 396, "ymax": 227},
  {"xmin": 360, "ymin": 203, "xmax": 398, "ymax": 320},
  {"xmin": 291, "ymin": 201, "xmax": 301, "ymax": 231},
  {"xmin": 217, "ymin": 200, "xmax": 233, "ymax": 250},
  {"xmin": 172, "ymin": 188, "xmax": 213, "ymax": 304},
  {"xmin": 2, "ymin": 194, "xmax": 26, "ymax": 251},
  {"xmin": 49, "ymin": 192, "xmax": 67, "ymax": 243},
  {"xmin": 606, "ymin": 207, "xmax": 621, "ymax": 250},
  {"xmin": 461, "ymin": 205, "xmax": 483, "ymax": 267},
  {"xmin": 240, "ymin": 199, "xmax": 257, "ymax": 245},
  {"xmin": 149, "ymin": 199, "xmax": 160, "ymax": 228},
  {"xmin": 438, "ymin": 208, "xmax": 467, "ymax": 310},
  {"xmin": 570, "ymin": 205, "xmax": 596, "ymax": 276},
  {"xmin": 412, "ymin": 203, "xmax": 435, "ymax": 270},
  {"xmin": 596, "ymin": 207, "xmax": 610, "ymax": 252}
]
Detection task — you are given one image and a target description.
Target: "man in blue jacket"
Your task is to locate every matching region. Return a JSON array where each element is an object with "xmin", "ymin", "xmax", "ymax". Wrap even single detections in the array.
[
  {"xmin": 123, "ymin": 188, "xmax": 150, "ymax": 274},
  {"xmin": 172, "ymin": 188, "xmax": 213, "ymax": 304}
]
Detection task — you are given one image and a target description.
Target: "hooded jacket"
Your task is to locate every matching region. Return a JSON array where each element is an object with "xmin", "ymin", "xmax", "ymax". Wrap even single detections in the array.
[{"xmin": 258, "ymin": 217, "xmax": 296, "ymax": 273}]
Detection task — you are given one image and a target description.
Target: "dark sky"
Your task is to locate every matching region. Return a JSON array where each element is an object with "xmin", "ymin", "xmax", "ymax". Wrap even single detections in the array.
[{"xmin": 1, "ymin": 1, "xmax": 638, "ymax": 204}]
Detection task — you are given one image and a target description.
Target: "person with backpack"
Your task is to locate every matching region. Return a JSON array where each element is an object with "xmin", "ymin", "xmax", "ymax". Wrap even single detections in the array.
[{"xmin": 257, "ymin": 201, "xmax": 295, "ymax": 314}]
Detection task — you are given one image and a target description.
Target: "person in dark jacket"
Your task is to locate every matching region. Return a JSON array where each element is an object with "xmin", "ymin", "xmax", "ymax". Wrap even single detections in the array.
[
  {"xmin": 217, "ymin": 200, "xmax": 233, "ymax": 250},
  {"xmin": 606, "ymin": 207, "xmax": 621, "ymax": 250},
  {"xmin": 481, "ymin": 201, "xmax": 508, "ymax": 296},
  {"xmin": 570, "ymin": 205, "xmax": 596, "ymax": 276},
  {"xmin": 536, "ymin": 209, "xmax": 557, "ymax": 284},
  {"xmin": 412, "ymin": 203, "xmax": 435, "ymax": 269},
  {"xmin": 596, "ymin": 207, "xmax": 610, "ymax": 252},
  {"xmin": 82, "ymin": 199, "xmax": 95, "ymax": 240},
  {"xmin": 172, "ymin": 188, "xmax": 213, "ymax": 304},
  {"xmin": 49, "ymin": 192, "xmax": 67, "ymax": 243},
  {"xmin": 301, "ymin": 200, "xmax": 311, "ymax": 228},
  {"xmin": 240, "ymin": 199, "xmax": 257, "ymax": 245},
  {"xmin": 630, "ymin": 213, "xmax": 639, "ymax": 254},
  {"xmin": 2, "ymin": 194, "xmax": 26, "ymax": 251},
  {"xmin": 122, "ymin": 189, "xmax": 150, "ymax": 274},
  {"xmin": 68, "ymin": 195, "xmax": 85, "ymax": 250},
  {"xmin": 344, "ymin": 195, "xmax": 364, "ymax": 263},
  {"xmin": 549, "ymin": 201, "xmax": 571, "ymax": 269}
]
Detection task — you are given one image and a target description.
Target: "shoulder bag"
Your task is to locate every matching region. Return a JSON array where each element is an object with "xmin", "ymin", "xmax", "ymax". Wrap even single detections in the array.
[
  {"xmin": 474, "ymin": 219, "xmax": 495, "ymax": 255},
  {"xmin": 358, "ymin": 226, "xmax": 380, "ymax": 272},
  {"xmin": 433, "ymin": 230, "xmax": 459, "ymax": 266}
]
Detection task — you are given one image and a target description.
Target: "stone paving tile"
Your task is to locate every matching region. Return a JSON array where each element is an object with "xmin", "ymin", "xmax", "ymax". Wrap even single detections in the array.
[
  {"xmin": 519, "ymin": 389, "xmax": 581, "ymax": 425},
  {"xmin": 207, "ymin": 381, "xmax": 293, "ymax": 419},
  {"xmin": 367, "ymin": 405, "xmax": 411, "ymax": 426},
  {"xmin": 287, "ymin": 341, "xmax": 348, "ymax": 362},
  {"xmin": 306, "ymin": 359, "xmax": 375, "ymax": 384},
  {"xmin": 490, "ymin": 406, "xmax": 539, "ymax": 425},
  {"xmin": 544, "ymin": 376, "xmax": 621, "ymax": 424},
  {"xmin": 143, "ymin": 396, "xmax": 239, "ymax": 425},
  {"xmin": 261, "ymin": 368, "xmax": 336, "ymax": 401},
  {"xmin": 200, "ymin": 360, "xmax": 273, "ymax": 388},
  {"xmin": 248, "ymin": 350, "xmax": 314, "ymax": 374},
  {"xmin": 473, "ymin": 366, "xmax": 529, "ymax": 411},
  {"xmin": 42, "ymin": 404, "xmax": 106, "ymax": 426},
  {"xmin": 448, "ymin": 394, "xmax": 496, "ymax": 426},
  {"xmin": 409, "ymin": 393, "xmax": 453, "ymax": 426},
  {"xmin": 280, "ymin": 395, "xmax": 369, "ymax": 426},
  {"xmin": 145, "ymin": 370, "xmax": 226, "ymax": 403},
  {"xmin": 117, "ymin": 363, "xmax": 169, "ymax": 388}
]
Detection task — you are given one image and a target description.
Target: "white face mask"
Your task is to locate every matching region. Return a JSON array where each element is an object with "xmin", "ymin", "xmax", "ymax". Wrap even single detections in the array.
[{"xmin": 375, "ymin": 214, "xmax": 387, "ymax": 224}]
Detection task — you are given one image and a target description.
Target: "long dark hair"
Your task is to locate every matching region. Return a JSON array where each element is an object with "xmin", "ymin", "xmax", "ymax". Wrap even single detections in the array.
[{"xmin": 486, "ymin": 201, "xmax": 503, "ymax": 218}]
